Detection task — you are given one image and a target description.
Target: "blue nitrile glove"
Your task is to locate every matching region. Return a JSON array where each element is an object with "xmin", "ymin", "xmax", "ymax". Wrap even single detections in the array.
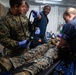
[
  {"xmin": 18, "ymin": 40, "xmax": 30, "ymax": 48},
  {"xmin": 35, "ymin": 27, "xmax": 40, "ymax": 35},
  {"xmin": 57, "ymin": 34, "xmax": 62, "ymax": 38},
  {"xmin": 32, "ymin": 10, "xmax": 40, "ymax": 18}
]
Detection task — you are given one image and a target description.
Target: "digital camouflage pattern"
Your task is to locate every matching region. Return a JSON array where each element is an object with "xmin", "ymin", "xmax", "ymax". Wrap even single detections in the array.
[
  {"xmin": 9, "ymin": 44, "xmax": 56, "ymax": 68},
  {"xmin": 0, "ymin": 10, "xmax": 59, "ymax": 75},
  {"xmin": 22, "ymin": 45, "xmax": 58, "ymax": 75},
  {"xmin": 0, "ymin": 43, "xmax": 58, "ymax": 75},
  {"xmin": 21, "ymin": 41, "xmax": 71, "ymax": 75},
  {"xmin": 0, "ymin": 11, "xmax": 29, "ymax": 56}
]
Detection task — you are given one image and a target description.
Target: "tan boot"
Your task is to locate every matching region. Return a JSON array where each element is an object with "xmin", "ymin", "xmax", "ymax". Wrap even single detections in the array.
[
  {"xmin": 0, "ymin": 57, "xmax": 12, "ymax": 71},
  {"xmin": 13, "ymin": 71, "xmax": 30, "ymax": 75}
]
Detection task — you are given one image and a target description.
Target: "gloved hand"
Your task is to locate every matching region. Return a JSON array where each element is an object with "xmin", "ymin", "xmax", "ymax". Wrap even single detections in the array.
[
  {"xmin": 35, "ymin": 27, "xmax": 40, "ymax": 35},
  {"xmin": 32, "ymin": 10, "xmax": 40, "ymax": 18},
  {"xmin": 18, "ymin": 40, "xmax": 30, "ymax": 48},
  {"xmin": 57, "ymin": 34, "xmax": 62, "ymax": 38}
]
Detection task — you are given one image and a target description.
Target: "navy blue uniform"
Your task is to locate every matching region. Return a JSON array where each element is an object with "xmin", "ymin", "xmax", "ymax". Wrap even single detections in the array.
[
  {"xmin": 31, "ymin": 11, "xmax": 48, "ymax": 48},
  {"xmin": 62, "ymin": 17, "xmax": 76, "ymax": 53},
  {"xmin": 62, "ymin": 17, "xmax": 76, "ymax": 74},
  {"xmin": 36, "ymin": 11, "xmax": 48, "ymax": 38}
]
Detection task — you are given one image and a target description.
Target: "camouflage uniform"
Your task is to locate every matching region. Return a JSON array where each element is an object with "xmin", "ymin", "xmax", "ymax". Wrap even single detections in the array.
[
  {"xmin": 9, "ymin": 44, "xmax": 56, "ymax": 68},
  {"xmin": 0, "ymin": 11, "xmax": 29, "ymax": 56},
  {"xmin": 0, "ymin": 11, "xmax": 59, "ymax": 75},
  {"xmin": 12, "ymin": 45, "xmax": 70, "ymax": 75},
  {"xmin": 0, "ymin": 43, "xmax": 58, "ymax": 72},
  {"xmin": 21, "ymin": 46, "xmax": 58, "ymax": 75}
]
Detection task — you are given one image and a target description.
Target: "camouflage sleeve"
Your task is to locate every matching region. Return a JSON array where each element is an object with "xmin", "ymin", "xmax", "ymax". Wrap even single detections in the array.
[{"xmin": 0, "ymin": 18, "xmax": 18, "ymax": 49}]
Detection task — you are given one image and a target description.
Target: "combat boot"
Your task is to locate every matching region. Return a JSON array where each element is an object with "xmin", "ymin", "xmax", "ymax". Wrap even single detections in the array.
[
  {"xmin": 0, "ymin": 57, "xmax": 12, "ymax": 71},
  {"xmin": 13, "ymin": 71, "xmax": 30, "ymax": 75}
]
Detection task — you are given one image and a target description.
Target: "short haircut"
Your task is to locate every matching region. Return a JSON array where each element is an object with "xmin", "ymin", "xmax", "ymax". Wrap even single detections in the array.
[
  {"xmin": 25, "ymin": 2, "xmax": 29, "ymax": 8},
  {"xmin": 43, "ymin": 5, "xmax": 51, "ymax": 11},
  {"xmin": 64, "ymin": 7, "xmax": 76, "ymax": 15},
  {"xmin": 9, "ymin": 0, "xmax": 24, "ymax": 7}
]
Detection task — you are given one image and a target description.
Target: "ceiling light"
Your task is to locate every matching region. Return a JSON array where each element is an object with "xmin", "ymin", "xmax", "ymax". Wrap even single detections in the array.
[
  {"xmin": 35, "ymin": 0, "xmax": 62, "ymax": 4},
  {"xmin": 52, "ymin": 0, "xmax": 62, "ymax": 1}
]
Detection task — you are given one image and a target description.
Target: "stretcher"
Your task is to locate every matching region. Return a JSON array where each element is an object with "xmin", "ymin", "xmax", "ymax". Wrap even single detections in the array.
[
  {"xmin": 0, "ymin": 58, "xmax": 75, "ymax": 75},
  {"xmin": 0, "ymin": 46, "xmax": 75, "ymax": 75}
]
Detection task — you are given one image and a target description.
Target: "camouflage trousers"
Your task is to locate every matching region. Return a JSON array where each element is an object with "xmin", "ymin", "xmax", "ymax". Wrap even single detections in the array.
[
  {"xmin": 9, "ymin": 44, "xmax": 56, "ymax": 68},
  {"xmin": 21, "ymin": 46, "xmax": 58, "ymax": 75},
  {"xmin": 8, "ymin": 43, "xmax": 58, "ymax": 75}
]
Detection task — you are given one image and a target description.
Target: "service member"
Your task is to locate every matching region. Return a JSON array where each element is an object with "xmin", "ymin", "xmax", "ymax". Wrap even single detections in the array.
[{"xmin": 0, "ymin": 0, "xmax": 30, "ymax": 57}]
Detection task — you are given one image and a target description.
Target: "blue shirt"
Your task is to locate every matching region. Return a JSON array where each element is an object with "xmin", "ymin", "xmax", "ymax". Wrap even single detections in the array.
[
  {"xmin": 36, "ymin": 11, "xmax": 48, "ymax": 38},
  {"xmin": 62, "ymin": 17, "xmax": 76, "ymax": 53},
  {"xmin": 62, "ymin": 24, "xmax": 67, "ymax": 33}
]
